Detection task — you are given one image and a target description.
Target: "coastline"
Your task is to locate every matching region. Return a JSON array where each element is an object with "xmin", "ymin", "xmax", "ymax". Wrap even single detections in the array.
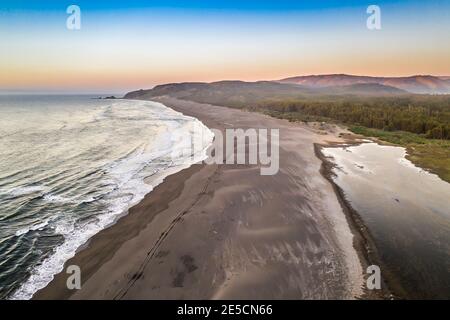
[
  {"xmin": 317, "ymin": 141, "xmax": 450, "ymax": 299},
  {"xmin": 34, "ymin": 97, "xmax": 369, "ymax": 300},
  {"xmin": 314, "ymin": 142, "xmax": 398, "ymax": 299}
]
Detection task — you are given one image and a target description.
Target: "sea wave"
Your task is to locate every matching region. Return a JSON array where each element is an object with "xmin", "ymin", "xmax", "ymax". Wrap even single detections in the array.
[
  {"xmin": 0, "ymin": 185, "xmax": 46, "ymax": 197},
  {"xmin": 15, "ymin": 218, "xmax": 53, "ymax": 237}
]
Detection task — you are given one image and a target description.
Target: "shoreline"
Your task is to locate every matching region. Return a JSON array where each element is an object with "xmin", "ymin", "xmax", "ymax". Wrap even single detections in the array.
[
  {"xmin": 314, "ymin": 142, "xmax": 398, "ymax": 299},
  {"xmin": 34, "ymin": 97, "xmax": 369, "ymax": 300},
  {"xmin": 317, "ymin": 140, "xmax": 450, "ymax": 299}
]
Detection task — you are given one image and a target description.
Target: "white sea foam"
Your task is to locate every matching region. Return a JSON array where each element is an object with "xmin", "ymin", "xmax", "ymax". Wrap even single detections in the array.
[
  {"xmin": 43, "ymin": 193, "xmax": 73, "ymax": 203},
  {"xmin": 1, "ymin": 185, "xmax": 46, "ymax": 197},
  {"xmin": 9, "ymin": 100, "xmax": 214, "ymax": 300},
  {"xmin": 15, "ymin": 218, "xmax": 52, "ymax": 237}
]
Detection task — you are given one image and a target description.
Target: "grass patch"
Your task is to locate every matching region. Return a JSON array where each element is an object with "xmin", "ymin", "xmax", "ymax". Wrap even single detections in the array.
[{"xmin": 263, "ymin": 110, "xmax": 334, "ymax": 123}]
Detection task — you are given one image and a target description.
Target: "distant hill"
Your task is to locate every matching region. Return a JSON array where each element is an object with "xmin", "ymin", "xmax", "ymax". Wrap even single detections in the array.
[
  {"xmin": 124, "ymin": 80, "xmax": 407, "ymax": 103},
  {"xmin": 124, "ymin": 81, "xmax": 317, "ymax": 103},
  {"xmin": 439, "ymin": 77, "xmax": 450, "ymax": 87},
  {"xmin": 279, "ymin": 74, "xmax": 450, "ymax": 94}
]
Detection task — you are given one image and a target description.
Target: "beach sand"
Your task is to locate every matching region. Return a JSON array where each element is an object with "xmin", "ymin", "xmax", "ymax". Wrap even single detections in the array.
[{"xmin": 34, "ymin": 97, "xmax": 366, "ymax": 299}]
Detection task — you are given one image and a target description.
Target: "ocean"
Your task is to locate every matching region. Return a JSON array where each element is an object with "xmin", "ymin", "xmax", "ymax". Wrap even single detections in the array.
[{"xmin": 0, "ymin": 95, "xmax": 213, "ymax": 299}]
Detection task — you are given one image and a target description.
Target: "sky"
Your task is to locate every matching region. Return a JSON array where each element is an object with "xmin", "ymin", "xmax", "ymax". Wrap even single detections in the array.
[{"xmin": 1, "ymin": 0, "xmax": 450, "ymax": 93}]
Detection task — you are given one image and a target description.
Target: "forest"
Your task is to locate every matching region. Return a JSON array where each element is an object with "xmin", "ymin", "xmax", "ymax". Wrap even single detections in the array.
[{"xmin": 252, "ymin": 95, "xmax": 450, "ymax": 140}]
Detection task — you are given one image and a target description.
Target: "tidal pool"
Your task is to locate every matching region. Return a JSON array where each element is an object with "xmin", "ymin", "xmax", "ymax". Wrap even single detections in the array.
[{"xmin": 323, "ymin": 142, "xmax": 450, "ymax": 299}]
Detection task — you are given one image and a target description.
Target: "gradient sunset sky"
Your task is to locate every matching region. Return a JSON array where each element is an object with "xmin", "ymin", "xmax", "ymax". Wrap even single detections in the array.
[{"xmin": 1, "ymin": 0, "xmax": 450, "ymax": 93}]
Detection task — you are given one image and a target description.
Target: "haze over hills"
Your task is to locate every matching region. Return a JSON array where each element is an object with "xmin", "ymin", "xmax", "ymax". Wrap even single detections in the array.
[
  {"xmin": 439, "ymin": 76, "xmax": 450, "ymax": 86},
  {"xmin": 124, "ymin": 79, "xmax": 408, "ymax": 103},
  {"xmin": 279, "ymin": 74, "xmax": 450, "ymax": 94}
]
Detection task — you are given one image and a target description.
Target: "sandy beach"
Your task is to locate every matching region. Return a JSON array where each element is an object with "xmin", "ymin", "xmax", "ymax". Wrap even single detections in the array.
[{"xmin": 34, "ymin": 97, "xmax": 369, "ymax": 300}]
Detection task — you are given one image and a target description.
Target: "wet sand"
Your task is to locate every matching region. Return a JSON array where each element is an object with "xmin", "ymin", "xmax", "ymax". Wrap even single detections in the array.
[{"xmin": 34, "ymin": 97, "xmax": 369, "ymax": 300}]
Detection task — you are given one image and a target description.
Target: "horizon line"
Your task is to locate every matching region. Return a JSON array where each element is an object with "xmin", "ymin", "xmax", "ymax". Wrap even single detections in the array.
[{"xmin": 2, "ymin": 73, "xmax": 450, "ymax": 95}]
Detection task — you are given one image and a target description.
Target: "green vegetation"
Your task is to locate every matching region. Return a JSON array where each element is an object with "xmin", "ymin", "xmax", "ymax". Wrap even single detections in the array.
[{"xmin": 253, "ymin": 95, "xmax": 450, "ymax": 139}]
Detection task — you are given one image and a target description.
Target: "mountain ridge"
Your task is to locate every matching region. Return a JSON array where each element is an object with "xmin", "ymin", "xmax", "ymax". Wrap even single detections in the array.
[
  {"xmin": 279, "ymin": 74, "xmax": 450, "ymax": 94},
  {"xmin": 123, "ymin": 80, "xmax": 407, "ymax": 101}
]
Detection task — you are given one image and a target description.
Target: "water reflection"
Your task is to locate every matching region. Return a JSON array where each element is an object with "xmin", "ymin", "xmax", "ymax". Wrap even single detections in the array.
[{"xmin": 323, "ymin": 143, "xmax": 450, "ymax": 299}]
